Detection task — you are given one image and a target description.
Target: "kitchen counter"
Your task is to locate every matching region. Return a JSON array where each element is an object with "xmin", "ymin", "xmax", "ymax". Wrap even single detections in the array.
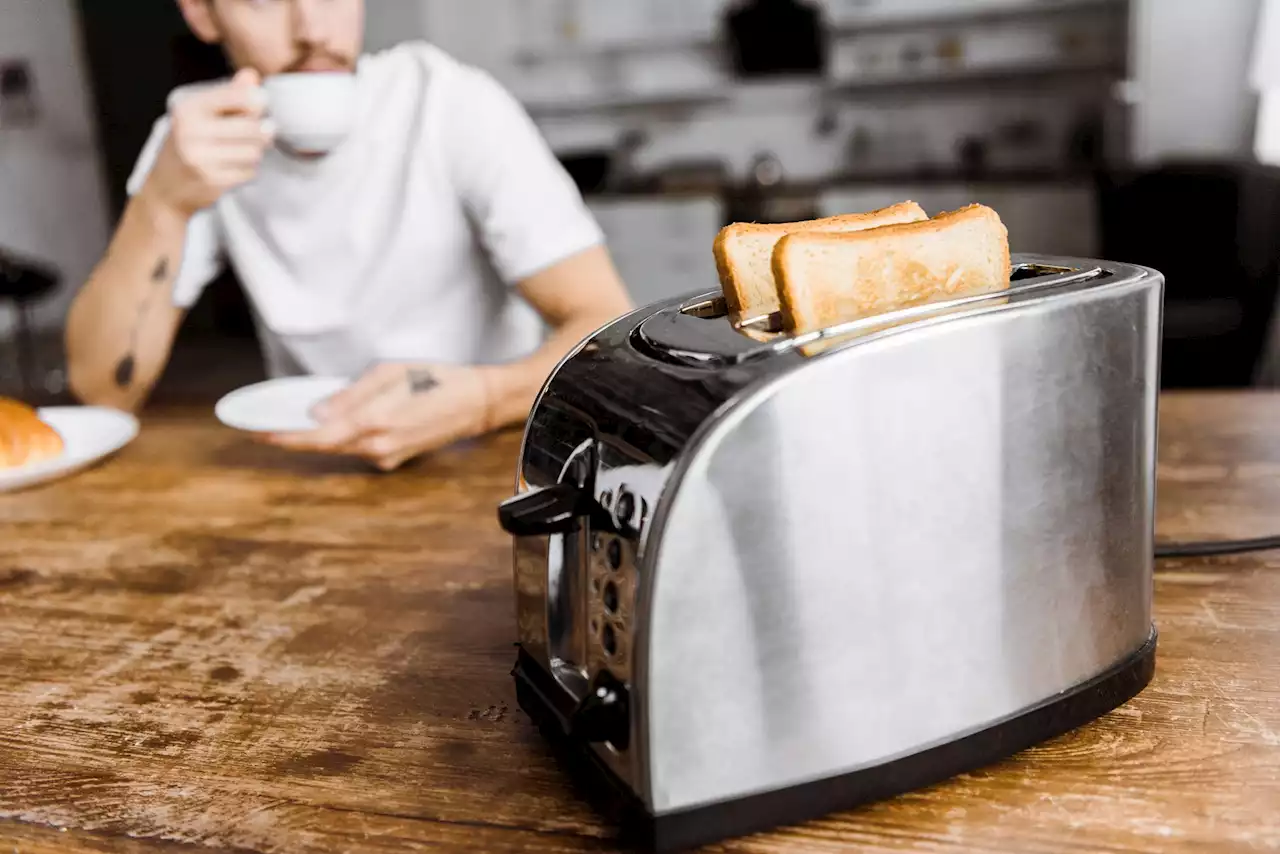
[{"xmin": 2, "ymin": 393, "xmax": 1279, "ymax": 852}]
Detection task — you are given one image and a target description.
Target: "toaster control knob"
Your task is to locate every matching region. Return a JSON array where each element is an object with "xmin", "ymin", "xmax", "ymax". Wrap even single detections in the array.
[
  {"xmin": 570, "ymin": 671, "xmax": 630, "ymax": 750},
  {"xmin": 611, "ymin": 488, "xmax": 648, "ymax": 535},
  {"xmin": 615, "ymin": 490, "xmax": 636, "ymax": 526}
]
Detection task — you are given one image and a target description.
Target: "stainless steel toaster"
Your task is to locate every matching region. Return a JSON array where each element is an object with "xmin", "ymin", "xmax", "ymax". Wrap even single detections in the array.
[{"xmin": 499, "ymin": 255, "xmax": 1163, "ymax": 852}]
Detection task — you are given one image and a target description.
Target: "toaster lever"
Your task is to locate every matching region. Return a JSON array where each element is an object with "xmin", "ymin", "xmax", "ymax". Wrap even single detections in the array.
[
  {"xmin": 498, "ymin": 483, "xmax": 586, "ymax": 537},
  {"xmin": 570, "ymin": 670, "xmax": 630, "ymax": 750}
]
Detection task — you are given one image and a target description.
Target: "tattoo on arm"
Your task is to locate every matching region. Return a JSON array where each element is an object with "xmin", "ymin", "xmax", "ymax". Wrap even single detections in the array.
[
  {"xmin": 407, "ymin": 369, "xmax": 439, "ymax": 395},
  {"xmin": 114, "ymin": 257, "xmax": 169, "ymax": 389}
]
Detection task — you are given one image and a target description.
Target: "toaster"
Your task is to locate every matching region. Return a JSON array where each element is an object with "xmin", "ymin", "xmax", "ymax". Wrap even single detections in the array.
[{"xmin": 499, "ymin": 255, "xmax": 1163, "ymax": 852}]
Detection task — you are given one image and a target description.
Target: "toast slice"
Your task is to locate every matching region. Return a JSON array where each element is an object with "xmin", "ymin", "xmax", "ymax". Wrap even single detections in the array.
[
  {"xmin": 773, "ymin": 204, "xmax": 1011, "ymax": 335},
  {"xmin": 0, "ymin": 397, "xmax": 64, "ymax": 470},
  {"xmin": 713, "ymin": 202, "xmax": 928, "ymax": 324}
]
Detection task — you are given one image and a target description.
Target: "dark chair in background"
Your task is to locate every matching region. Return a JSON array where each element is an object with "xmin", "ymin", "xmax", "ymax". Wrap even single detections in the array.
[
  {"xmin": 1097, "ymin": 161, "xmax": 1280, "ymax": 388},
  {"xmin": 0, "ymin": 248, "xmax": 60, "ymax": 396}
]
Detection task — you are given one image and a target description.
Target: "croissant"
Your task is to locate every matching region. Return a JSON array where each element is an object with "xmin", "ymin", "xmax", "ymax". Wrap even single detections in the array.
[{"xmin": 0, "ymin": 397, "xmax": 65, "ymax": 470}]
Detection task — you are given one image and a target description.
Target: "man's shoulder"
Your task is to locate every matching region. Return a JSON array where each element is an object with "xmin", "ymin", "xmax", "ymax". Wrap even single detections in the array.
[
  {"xmin": 360, "ymin": 41, "xmax": 463, "ymax": 84},
  {"xmin": 360, "ymin": 41, "xmax": 509, "ymax": 99}
]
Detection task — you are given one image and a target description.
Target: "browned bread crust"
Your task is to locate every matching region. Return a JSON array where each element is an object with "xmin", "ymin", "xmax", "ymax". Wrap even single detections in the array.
[
  {"xmin": 773, "ymin": 204, "xmax": 1011, "ymax": 335},
  {"xmin": 713, "ymin": 202, "xmax": 928, "ymax": 324},
  {"xmin": 0, "ymin": 397, "xmax": 64, "ymax": 470}
]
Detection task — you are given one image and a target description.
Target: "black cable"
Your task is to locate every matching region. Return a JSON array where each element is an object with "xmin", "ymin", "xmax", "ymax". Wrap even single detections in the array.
[{"xmin": 1155, "ymin": 535, "xmax": 1280, "ymax": 559}]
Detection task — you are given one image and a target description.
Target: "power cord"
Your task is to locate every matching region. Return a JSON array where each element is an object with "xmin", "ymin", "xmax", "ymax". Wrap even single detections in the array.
[{"xmin": 1155, "ymin": 535, "xmax": 1280, "ymax": 559}]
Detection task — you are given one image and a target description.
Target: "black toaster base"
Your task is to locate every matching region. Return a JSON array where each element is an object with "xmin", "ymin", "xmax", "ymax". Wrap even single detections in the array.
[{"xmin": 513, "ymin": 630, "xmax": 1157, "ymax": 853}]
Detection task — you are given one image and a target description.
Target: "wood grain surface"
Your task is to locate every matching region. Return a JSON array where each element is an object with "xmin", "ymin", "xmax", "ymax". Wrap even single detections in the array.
[{"xmin": 1, "ymin": 392, "xmax": 1279, "ymax": 853}]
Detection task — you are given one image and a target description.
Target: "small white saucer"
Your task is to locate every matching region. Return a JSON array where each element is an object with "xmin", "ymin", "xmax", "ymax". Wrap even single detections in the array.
[{"xmin": 214, "ymin": 376, "xmax": 349, "ymax": 434}]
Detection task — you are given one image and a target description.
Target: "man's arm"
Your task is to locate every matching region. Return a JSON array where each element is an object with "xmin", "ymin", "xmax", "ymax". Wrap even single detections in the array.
[
  {"xmin": 65, "ymin": 189, "xmax": 189, "ymax": 412},
  {"xmin": 65, "ymin": 69, "xmax": 271, "ymax": 412},
  {"xmin": 483, "ymin": 244, "xmax": 634, "ymax": 430}
]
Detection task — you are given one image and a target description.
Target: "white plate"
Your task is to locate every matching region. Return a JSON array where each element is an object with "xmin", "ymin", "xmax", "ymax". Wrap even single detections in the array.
[
  {"xmin": 0, "ymin": 407, "xmax": 140, "ymax": 494},
  {"xmin": 215, "ymin": 376, "xmax": 350, "ymax": 434}
]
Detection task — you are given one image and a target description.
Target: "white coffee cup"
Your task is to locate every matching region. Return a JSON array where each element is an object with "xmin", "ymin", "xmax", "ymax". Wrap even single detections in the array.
[{"xmin": 262, "ymin": 72, "xmax": 358, "ymax": 156}]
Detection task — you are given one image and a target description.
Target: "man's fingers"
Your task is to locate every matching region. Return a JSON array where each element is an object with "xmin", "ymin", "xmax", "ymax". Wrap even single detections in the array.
[
  {"xmin": 354, "ymin": 436, "xmax": 415, "ymax": 473},
  {"xmin": 258, "ymin": 427, "xmax": 408, "ymax": 472},
  {"xmin": 206, "ymin": 164, "xmax": 262, "ymax": 191},
  {"xmin": 356, "ymin": 417, "xmax": 456, "ymax": 468},
  {"xmin": 265, "ymin": 425, "xmax": 426, "ymax": 472},
  {"xmin": 374, "ymin": 454, "xmax": 410, "ymax": 473},
  {"xmin": 264, "ymin": 416, "xmax": 364, "ymax": 452},
  {"xmin": 258, "ymin": 431, "xmax": 326, "ymax": 452},
  {"xmin": 193, "ymin": 76, "xmax": 268, "ymax": 118},
  {"xmin": 261, "ymin": 433, "xmax": 346, "ymax": 454},
  {"xmin": 207, "ymin": 118, "xmax": 275, "ymax": 145},
  {"xmin": 315, "ymin": 365, "xmax": 404, "ymax": 422},
  {"xmin": 231, "ymin": 68, "xmax": 262, "ymax": 88},
  {"xmin": 209, "ymin": 143, "xmax": 271, "ymax": 169},
  {"xmin": 271, "ymin": 383, "xmax": 408, "ymax": 451},
  {"xmin": 353, "ymin": 430, "xmax": 402, "ymax": 459}
]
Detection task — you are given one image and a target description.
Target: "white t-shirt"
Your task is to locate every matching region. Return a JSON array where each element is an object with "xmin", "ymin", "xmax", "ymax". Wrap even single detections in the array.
[{"xmin": 126, "ymin": 42, "xmax": 604, "ymax": 379}]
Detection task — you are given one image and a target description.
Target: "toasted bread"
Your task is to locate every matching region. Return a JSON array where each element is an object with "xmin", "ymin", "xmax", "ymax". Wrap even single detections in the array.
[
  {"xmin": 0, "ymin": 397, "xmax": 64, "ymax": 470},
  {"xmin": 713, "ymin": 202, "xmax": 928, "ymax": 324},
  {"xmin": 773, "ymin": 204, "xmax": 1011, "ymax": 335}
]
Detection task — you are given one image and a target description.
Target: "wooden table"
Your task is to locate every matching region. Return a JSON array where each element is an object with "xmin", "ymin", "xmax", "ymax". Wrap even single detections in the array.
[{"xmin": 1, "ymin": 392, "xmax": 1279, "ymax": 853}]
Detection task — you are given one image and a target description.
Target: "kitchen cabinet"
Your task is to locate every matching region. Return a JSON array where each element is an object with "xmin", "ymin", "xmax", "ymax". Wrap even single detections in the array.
[
  {"xmin": 588, "ymin": 196, "xmax": 724, "ymax": 306},
  {"xmin": 560, "ymin": 0, "xmax": 721, "ymax": 47},
  {"xmin": 1125, "ymin": 0, "xmax": 1262, "ymax": 164}
]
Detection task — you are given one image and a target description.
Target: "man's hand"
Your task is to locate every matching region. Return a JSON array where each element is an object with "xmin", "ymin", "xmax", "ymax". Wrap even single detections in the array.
[
  {"xmin": 258, "ymin": 245, "xmax": 632, "ymax": 471},
  {"xmin": 146, "ymin": 68, "xmax": 274, "ymax": 218},
  {"xmin": 259, "ymin": 363, "xmax": 496, "ymax": 471}
]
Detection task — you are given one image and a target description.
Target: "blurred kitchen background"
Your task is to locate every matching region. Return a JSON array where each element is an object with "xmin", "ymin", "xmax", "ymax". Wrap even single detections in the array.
[{"xmin": 3, "ymin": 0, "xmax": 1280, "ymax": 402}]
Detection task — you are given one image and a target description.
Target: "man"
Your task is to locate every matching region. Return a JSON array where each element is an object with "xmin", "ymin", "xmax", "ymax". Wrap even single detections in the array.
[{"xmin": 66, "ymin": 0, "xmax": 634, "ymax": 471}]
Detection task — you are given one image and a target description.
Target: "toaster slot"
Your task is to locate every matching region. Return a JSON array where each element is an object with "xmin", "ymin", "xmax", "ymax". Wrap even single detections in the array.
[
  {"xmin": 737, "ymin": 312, "xmax": 785, "ymax": 335},
  {"xmin": 634, "ymin": 258, "xmax": 1107, "ymax": 369},
  {"xmin": 633, "ymin": 292, "xmax": 767, "ymax": 368},
  {"xmin": 1011, "ymin": 262, "xmax": 1086, "ymax": 281},
  {"xmin": 770, "ymin": 259, "xmax": 1109, "ymax": 355},
  {"xmin": 729, "ymin": 264, "xmax": 1086, "ymax": 341},
  {"xmin": 680, "ymin": 296, "xmax": 729, "ymax": 319}
]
